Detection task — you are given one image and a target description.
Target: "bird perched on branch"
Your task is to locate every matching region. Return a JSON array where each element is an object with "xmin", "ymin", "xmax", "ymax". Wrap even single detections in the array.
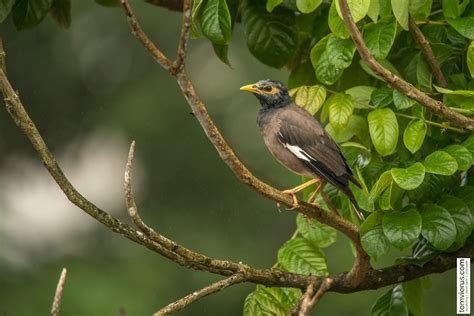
[{"xmin": 240, "ymin": 79, "xmax": 365, "ymax": 221}]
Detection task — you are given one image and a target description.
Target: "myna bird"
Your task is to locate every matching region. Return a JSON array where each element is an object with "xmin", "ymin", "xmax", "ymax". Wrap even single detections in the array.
[{"xmin": 240, "ymin": 79, "xmax": 365, "ymax": 221}]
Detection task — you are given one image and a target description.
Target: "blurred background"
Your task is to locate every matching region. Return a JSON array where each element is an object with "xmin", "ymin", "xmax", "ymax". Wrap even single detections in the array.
[{"xmin": 0, "ymin": 1, "xmax": 457, "ymax": 315}]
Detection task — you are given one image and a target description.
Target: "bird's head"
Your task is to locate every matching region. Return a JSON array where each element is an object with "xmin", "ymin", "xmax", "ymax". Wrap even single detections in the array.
[{"xmin": 240, "ymin": 79, "xmax": 292, "ymax": 108}]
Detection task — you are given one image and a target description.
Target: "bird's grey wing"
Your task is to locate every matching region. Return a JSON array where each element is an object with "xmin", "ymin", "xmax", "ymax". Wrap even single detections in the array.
[{"xmin": 276, "ymin": 105, "xmax": 359, "ymax": 188}]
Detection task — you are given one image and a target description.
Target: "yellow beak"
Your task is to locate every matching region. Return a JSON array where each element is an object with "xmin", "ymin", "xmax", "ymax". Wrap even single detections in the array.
[{"xmin": 240, "ymin": 84, "xmax": 259, "ymax": 93}]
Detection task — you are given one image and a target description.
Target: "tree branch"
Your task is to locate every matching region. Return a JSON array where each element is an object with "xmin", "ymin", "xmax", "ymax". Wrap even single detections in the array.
[
  {"xmin": 298, "ymin": 278, "xmax": 333, "ymax": 316},
  {"xmin": 337, "ymin": 0, "xmax": 474, "ymax": 132},
  {"xmin": 121, "ymin": 0, "xmax": 173, "ymax": 71},
  {"xmin": 120, "ymin": 0, "xmax": 369, "ymax": 288},
  {"xmin": 408, "ymin": 16, "xmax": 448, "ymax": 88},
  {"xmin": 154, "ymin": 272, "xmax": 247, "ymax": 315},
  {"xmin": 51, "ymin": 268, "xmax": 67, "ymax": 316}
]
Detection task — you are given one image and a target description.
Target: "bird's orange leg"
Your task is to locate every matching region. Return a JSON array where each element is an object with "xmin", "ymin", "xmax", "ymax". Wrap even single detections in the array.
[
  {"xmin": 282, "ymin": 179, "xmax": 319, "ymax": 209},
  {"xmin": 308, "ymin": 181, "xmax": 326, "ymax": 204}
]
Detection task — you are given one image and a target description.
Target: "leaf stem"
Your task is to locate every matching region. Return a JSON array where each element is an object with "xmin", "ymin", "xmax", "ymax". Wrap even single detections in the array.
[{"xmin": 394, "ymin": 112, "xmax": 466, "ymax": 133}]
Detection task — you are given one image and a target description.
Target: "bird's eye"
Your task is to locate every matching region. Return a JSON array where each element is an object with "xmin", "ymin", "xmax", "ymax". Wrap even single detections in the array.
[{"xmin": 261, "ymin": 85, "xmax": 272, "ymax": 92}]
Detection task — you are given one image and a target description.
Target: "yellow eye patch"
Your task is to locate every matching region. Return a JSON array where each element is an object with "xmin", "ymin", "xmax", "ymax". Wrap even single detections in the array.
[{"xmin": 265, "ymin": 86, "xmax": 280, "ymax": 95}]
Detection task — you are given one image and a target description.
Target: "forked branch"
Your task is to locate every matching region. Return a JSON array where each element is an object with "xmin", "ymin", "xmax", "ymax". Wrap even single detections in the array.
[{"xmin": 338, "ymin": 0, "xmax": 474, "ymax": 132}]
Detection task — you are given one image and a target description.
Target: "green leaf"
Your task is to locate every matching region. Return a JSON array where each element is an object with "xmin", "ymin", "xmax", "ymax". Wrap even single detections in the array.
[
  {"xmin": 447, "ymin": 16, "xmax": 474, "ymax": 40},
  {"xmin": 443, "ymin": 145, "xmax": 473, "ymax": 171},
  {"xmin": 433, "ymin": 85, "xmax": 474, "ymax": 97},
  {"xmin": 420, "ymin": 203, "xmax": 456, "ymax": 250},
  {"xmin": 368, "ymin": 108, "xmax": 399, "ymax": 156},
  {"xmin": 363, "ymin": 16, "xmax": 397, "ymax": 59},
  {"xmin": 325, "ymin": 115, "xmax": 367, "ymax": 142},
  {"xmin": 296, "ymin": 0, "xmax": 322, "ymax": 13},
  {"xmin": 442, "ymin": 0, "xmax": 470, "ymax": 18},
  {"xmin": 379, "ymin": 181, "xmax": 403, "ymax": 210},
  {"xmin": 367, "ymin": 0, "xmax": 380, "ymax": 22},
  {"xmin": 277, "ymin": 238, "xmax": 328, "ymax": 275},
  {"xmin": 328, "ymin": 0, "xmax": 349, "ymax": 39},
  {"xmin": 360, "ymin": 211, "xmax": 391, "ymax": 259},
  {"xmin": 468, "ymin": 41, "xmax": 474, "ymax": 78},
  {"xmin": 296, "ymin": 214, "xmax": 337, "ymax": 248},
  {"xmin": 360, "ymin": 58, "xmax": 401, "ymax": 81},
  {"xmin": 329, "ymin": 93, "xmax": 354, "ymax": 131},
  {"xmin": 393, "ymin": 90, "xmax": 416, "ymax": 110},
  {"xmin": 244, "ymin": 286, "xmax": 299, "ymax": 315},
  {"xmin": 416, "ymin": 55, "xmax": 432, "ymax": 91},
  {"xmin": 212, "ymin": 44, "xmax": 231, "ymax": 66},
  {"xmin": 0, "ymin": 0, "xmax": 15, "ymax": 22},
  {"xmin": 49, "ymin": 0, "xmax": 70, "ymax": 29},
  {"xmin": 335, "ymin": 0, "xmax": 370, "ymax": 23},
  {"xmin": 341, "ymin": 142, "xmax": 372, "ymax": 169},
  {"xmin": 191, "ymin": 0, "xmax": 206, "ymax": 38},
  {"xmin": 424, "ymin": 151, "xmax": 458, "ymax": 175},
  {"xmin": 201, "ymin": 0, "xmax": 232, "ymax": 45},
  {"xmin": 462, "ymin": 135, "xmax": 474, "ymax": 155},
  {"xmin": 371, "ymin": 88, "xmax": 393, "ymax": 107},
  {"xmin": 311, "ymin": 34, "xmax": 356, "ymax": 85},
  {"xmin": 391, "ymin": 162, "xmax": 425, "ymax": 190},
  {"xmin": 243, "ymin": 1, "xmax": 297, "ymax": 68},
  {"xmin": 391, "ymin": 0, "xmax": 409, "ymax": 30},
  {"xmin": 345, "ymin": 85, "xmax": 375, "ymax": 108},
  {"xmin": 403, "ymin": 119, "xmax": 427, "ymax": 154},
  {"xmin": 402, "ymin": 279, "xmax": 424, "ymax": 316},
  {"xmin": 266, "ymin": 0, "xmax": 283, "ymax": 12},
  {"xmin": 456, "ymin": 186, "xmax": 474, "ymax": 229},
  {"xmin": 440, "ymin": 196, "xmax": 472, "ymax": 244},
  {"xmin": 368, "ymin": 170, "xmax": 393, "ymax": 211},
  {"xmin": 432, "ymin": 43, "xmax": 453, "ymax": 65},
  {"xmin": 289, "ymin": 85, "xmax": 327, "ymax": 115},
  {"xmin": 12, "ymin": 0, "xmax": 53, "ymax": 30},
  {"xmin": 371, "ymin": 285, "xmax": 409, "ymax": 316},
  {"xmin": 383, "ymin": 207, "xmax": 422, "ymax": 249},
  {"xmin": 409, "ymin": 0, "xmax": 432, "ymax": 20}
]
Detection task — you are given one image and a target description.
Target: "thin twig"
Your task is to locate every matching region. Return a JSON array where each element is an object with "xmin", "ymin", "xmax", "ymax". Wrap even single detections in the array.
[
  {"xmin": 51, "ymin": 268, "xmax": 67, "ymax": 316},
  {"xmin": 121, "ymin": 0, "xmax": 173, "ymax": 71},
  {"xmin": 395, "ymin": 112, "xmax": 466, "ymax": 133},
  {"xmin": 409, "ymin": 16, "xmax": 447, "ymax": 87},
  {"xmin": 154, "ymin": 272, "xmax": 247, "ymax": 315},
  {"xmin": 298, "ymin": 278, "xmax": 333, "ymax": 316},
  {"xmin": 337, "ymin": 0, "xmax": 474, "ymax": 132},
  {"xmin": 171, "ymin": 0, "xmax": 191, "ymax": 74}
]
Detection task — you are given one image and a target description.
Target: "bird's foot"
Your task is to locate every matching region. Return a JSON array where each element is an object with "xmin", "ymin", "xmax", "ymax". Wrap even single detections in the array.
[{"xmin": 281, "ymin": 189, "xmax": 300, "ymax": 210}]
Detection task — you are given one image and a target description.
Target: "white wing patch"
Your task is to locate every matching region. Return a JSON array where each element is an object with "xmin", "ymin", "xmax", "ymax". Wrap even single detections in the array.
[
  {"xmin": 277, "ymin": 131, "xmax": 316, "ymax": 163},
  {"xmin": 283, "ymin": 143, "xmax": 311, "ymax": 162}
]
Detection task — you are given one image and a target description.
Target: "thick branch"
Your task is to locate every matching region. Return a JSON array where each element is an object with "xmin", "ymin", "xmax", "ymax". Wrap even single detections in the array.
[
  {"xmin": 408, "ymin": 16, "xmax": 447, "ymax": 87},
  {"xmin": 338, "ymin": 0, "xmax": 474, "ymax": 132},
  {"xmin": 51, "ymin": 268, "xmax": 67, "ymax": 316},
  {"xmin": 154, "ymin": 273, "xmax": 247, "ymax": 315}
]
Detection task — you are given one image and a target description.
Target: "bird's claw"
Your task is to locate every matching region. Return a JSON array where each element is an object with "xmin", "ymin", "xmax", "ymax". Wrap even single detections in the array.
[{"xmin": 282, "ymin": 190, "xmax": 299, "ymax": 210}]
